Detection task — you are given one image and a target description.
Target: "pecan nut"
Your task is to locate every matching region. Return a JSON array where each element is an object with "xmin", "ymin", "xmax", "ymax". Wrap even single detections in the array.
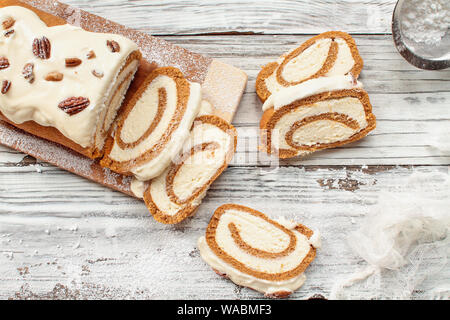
[
  {"xmin": 32, "ymin": 36, "xmax": 51, "ymax": 59},
  {"xmin": 22, "ymin": 63, "xmax": 35, "ymax": 83},
  {"xmin": 1, "ymin": 80, "xmax": 11, "ymax": 94},
  {"xmin": 58, "ymin": 97, "xmax": 90, "ymax": 116},
  {"xmin": 65, "ymin": 58, "xmax": 82, "ymax": 67},
  {"xmin": 0, "ymin": 56, "xmax": 9, "ymax": 69},
  {"xmin": 45, "ymin": 71, "xmax": 64, "ymax": 82},
  {"xmin": 2, "ymin": 17, "xmax": 15, "ymax": 30},
  {"xmin": 106, "ymin": 40, "xmax": 120, "ymax": 53}
]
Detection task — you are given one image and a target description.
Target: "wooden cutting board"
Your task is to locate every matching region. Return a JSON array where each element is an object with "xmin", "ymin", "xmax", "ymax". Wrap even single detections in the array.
[{"xmin": 0, "ymin": 0, "xmax": 248, "ymax": 197}]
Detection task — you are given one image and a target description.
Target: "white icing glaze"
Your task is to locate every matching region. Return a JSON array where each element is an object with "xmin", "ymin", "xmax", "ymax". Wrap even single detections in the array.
[
  {"xmin": 0, "ymin": 6, "xmax": 138, "ymax": 148},
  {"xmin": 263, "ymin": 37, "xmax": 356, "ymax": 97},
  {"xmin": 198, "ymin": 210, "xmax": 320, "ymax": 296},
  {"xmin": 149, "ymin": 121, "xmax": 232, "ymax": 216},
  {"xmin": 130, "ymin": 177, "xmax": 145, "ymax": 199},
  {"xmin": 262, "ymin": 74, "xmax": 362, "ymax": 112}
]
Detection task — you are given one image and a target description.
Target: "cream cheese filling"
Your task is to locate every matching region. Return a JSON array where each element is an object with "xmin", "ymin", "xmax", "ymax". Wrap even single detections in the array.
[
  {"xmin": 263, "ymin": 38, "xmax": 356, "ymax": 97},
  {"xmin": 117, "ymin": 75, "xmax": 178, "ymax": 150},
  {"xmin": 0, "ymin": 6, "xmax": 138, "ymax": 148},
  {"xmin": 262, "ymin": 74, "xmax": 362, "ymax": 112},
  {"xmin": 94, "ymin": 60, "xmax": 139, "ymax": 150}
]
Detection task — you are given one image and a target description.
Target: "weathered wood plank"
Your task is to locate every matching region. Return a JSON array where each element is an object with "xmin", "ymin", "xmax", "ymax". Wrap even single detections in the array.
[
  {"xmin": 1, "ymin": 165, "xmax": 448, "ymax": 299},
  {"xmin": 63, "ymin": 0, "xmax": 397, "ymax": 35}
]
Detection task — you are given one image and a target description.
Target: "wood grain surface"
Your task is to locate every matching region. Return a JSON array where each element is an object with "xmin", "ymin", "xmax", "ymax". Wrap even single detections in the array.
[{"xmin": 0, "ymin": 0, "xmax": 449, "ymax": 300}]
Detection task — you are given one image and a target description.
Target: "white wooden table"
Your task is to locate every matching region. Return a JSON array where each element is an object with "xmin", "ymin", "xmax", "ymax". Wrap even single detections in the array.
[{"xmin": 1, "ymin": 0, "xmax": 449, "ymax": 300}]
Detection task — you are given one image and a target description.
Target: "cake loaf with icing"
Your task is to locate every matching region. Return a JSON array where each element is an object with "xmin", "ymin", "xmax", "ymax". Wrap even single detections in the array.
[
  {"xmin": 144, "ymin": 115, "xmax": 237, "ymax": 224},
  {"xmin": 256, "ymin": 31, "xmax": 363, "ymax": 102},
  {"xmin": 101, "ymin": 67, "xmax": 202, "ymax": 181},
  {"xmin": 198, "ymin": 204, "xmax": 320, "ymax": 298},
  {"xmin": 260, "ymin": 75, "xmax": 376, "ymax": 159},
  {"xmin": 0, "ymin": 6, "xmax": 141, "ymax": 158}
]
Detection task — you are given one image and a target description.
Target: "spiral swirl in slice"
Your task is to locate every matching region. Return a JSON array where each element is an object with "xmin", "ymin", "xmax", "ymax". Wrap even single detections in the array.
[
  {"xmin": 198, "ymin": 204, "xmax": 320, "ymax": 298},
  {"xmin": 256, "ymin": 31, "xmax": 363, "ymax": 102},
  {"xmin": 144, "ymin": 115, "xmax": 237, "ymax": 224},
  {"xmin": 101, "ymin": 67, "xmax": 202, "ymax": 181},
  {"xmin": 260, "ymin": 75, "xmax": 376, "ymax": 159}
]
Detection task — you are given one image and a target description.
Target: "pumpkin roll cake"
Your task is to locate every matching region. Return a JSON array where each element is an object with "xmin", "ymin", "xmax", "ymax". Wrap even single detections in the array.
[
  {"xmin": 260, "ymin": 75, "xmax": 376, "ymax": 159},
  {"xmin": 144, "ymin": 115, "xmax": 237, "ymax": 224},
  {"xmin": 101, "ymin": 67, "xmax": 202, "ymax": 181},
  {"xmin": 256, "ymin": 31, "xmax": 363, "ymax": 102},
  {"xmin": 0, "ymin": 6, "xmax": 141, "ymax": 158},
  {"xmin": 198, "ymin": 204, "xmax": 320, "ymax": 298}
]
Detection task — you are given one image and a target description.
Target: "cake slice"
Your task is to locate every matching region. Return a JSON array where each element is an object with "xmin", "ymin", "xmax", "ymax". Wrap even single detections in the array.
[
  {"xmin": 198, "ymin": 204, "xmax": 320, "ymax": 298},
  {"xmin": 260, "ymin": 75, "xmax": 376, "ymax": 159},
  {"xmin": 144, "ymin": 115, "xmax": 237, "ymax": 224},
  {"xmin": 0, "ymin": 6, "xmax": 141, "ymax": 158},
  {"xmin": 256, "ymin": 31, "xmax": 363, "ymax": 102},
  {"xmin": 101, "ymin": 67, "xmax": 202, "ymax": 181}
]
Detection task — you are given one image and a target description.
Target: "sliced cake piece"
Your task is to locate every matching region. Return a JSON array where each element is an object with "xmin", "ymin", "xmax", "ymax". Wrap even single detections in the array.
[
  {"xmin": 256, "ymin": 31, "xmax": 363, "ymax": 102},
  {"xmin": 198, "ymin": 204, "xmax": 320, "ymax": 298},
  {"xmin": 144, "ymin": 115, "xmax": 237, "ymax": 224},
  {"xmin": 101, "ymin": 67, "xmax": 202, "ymax": 181},
  {"xmin": 0, "ymin": 6, "xmax": 141, "ymax": 159},
  {"xmin": 260, "ymin": 75, "xmax": 376, "ymax": 159}
]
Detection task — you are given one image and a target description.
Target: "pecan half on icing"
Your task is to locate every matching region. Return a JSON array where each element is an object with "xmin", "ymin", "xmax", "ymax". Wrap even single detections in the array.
[
  {"xmin": 2, "ymin": 17, "xmax": 15, "ymax": 30},
  {"xmin": 22, "ymin": 63, "xmax": 35, "ymax": 83},
  {"xmin": 1, "ymin": 80, "xmax": 11, "ymax": 94},
  {"xmin": 32, "ymin": 36, "xmax": 51, "ymax": 59},
  {"xmin": 58, "ymin": 97, "xmax": 90, "ymax": 116},
  {"xmin": 65, "ymin": 58, "xmax": 82, "ymax": 67},
  {"xmin": 86, "ymin": 50, "xmax": 96, "ymax": 59},
  {"xmin": 106, "ymin": 40, "xmax": 120, "ymax": 53},
  {"xmin": 92, "ymin": 70, "xmax": 104, "ymax": 78},
  {"xmin": 0, "ymin": 57, "xmax": 10, "ymax": 69},
  {"xmin": 45, "ymin": 71, "xmax": 64, "ymax": 82}
]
